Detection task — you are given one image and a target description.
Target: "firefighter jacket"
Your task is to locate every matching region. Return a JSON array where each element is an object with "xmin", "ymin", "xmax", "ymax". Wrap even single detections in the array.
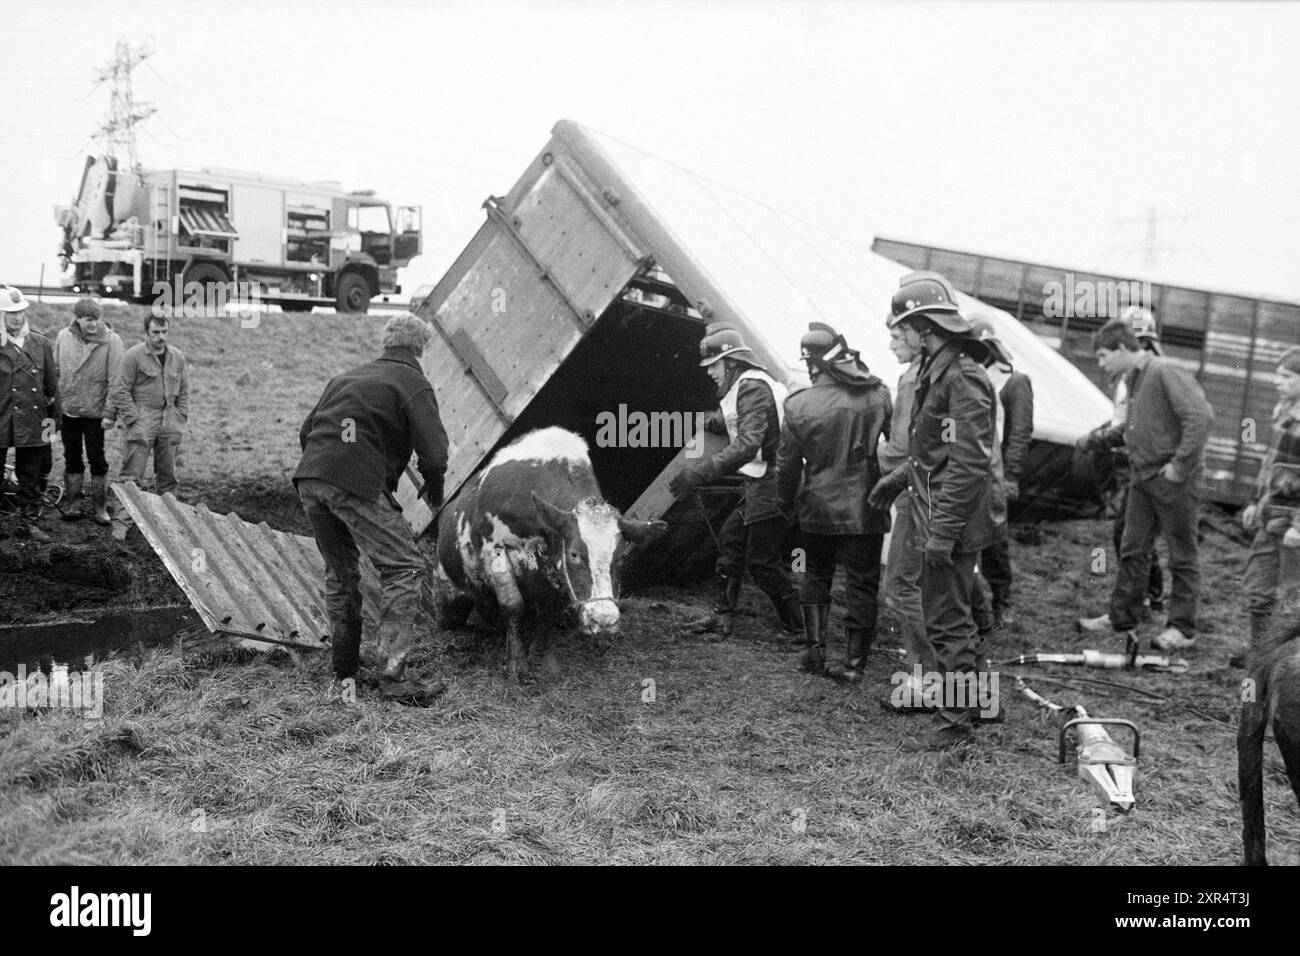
[
  {"xmin": 903, "ymin": 340, "xmax": 999, "ymax": 553},
  {"xmin": 776, "ymin": 374, "xmax": 893, "ymax": 535}
]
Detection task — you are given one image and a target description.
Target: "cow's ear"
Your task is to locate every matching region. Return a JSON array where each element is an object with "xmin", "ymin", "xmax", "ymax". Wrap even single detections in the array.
[
  {"xmin": 531, "ymin": 492, "xmax": 574, "ymax": 535},
  {"xmin": 618, "ymin": 518, "xmax": 669, "ymax": 543}
]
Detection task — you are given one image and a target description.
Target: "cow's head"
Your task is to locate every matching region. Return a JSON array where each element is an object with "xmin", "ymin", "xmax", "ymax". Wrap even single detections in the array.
[{"xmin": 531, "ymin": 492, "xmax": 668, "ymax": 636}]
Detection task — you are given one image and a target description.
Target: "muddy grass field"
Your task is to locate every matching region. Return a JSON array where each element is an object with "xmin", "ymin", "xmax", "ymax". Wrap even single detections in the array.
[{"xmin": 1, "ymin": 302, "xmax": 1296, "ymax": 865}]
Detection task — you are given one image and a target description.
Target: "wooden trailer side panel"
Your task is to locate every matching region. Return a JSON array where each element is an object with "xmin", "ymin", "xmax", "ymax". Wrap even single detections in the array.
[{"xmin": 394, "ymin": 151, "xmax": 647, "ymax": 535}]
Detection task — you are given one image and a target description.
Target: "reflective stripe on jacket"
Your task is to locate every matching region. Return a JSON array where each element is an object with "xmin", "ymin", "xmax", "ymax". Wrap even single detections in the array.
[{"xmin": 718, "ymin": 368, "xmax": 787, "ymax": 478}]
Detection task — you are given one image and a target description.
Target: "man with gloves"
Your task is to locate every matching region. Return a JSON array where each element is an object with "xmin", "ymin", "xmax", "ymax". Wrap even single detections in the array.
[
  {"xmin": 868, "ymin": 272, "xmax": 999, "ymax": 749},
  {"xmin": 670, "ymin": 322, "xmax": 802, "ymax": 642}
]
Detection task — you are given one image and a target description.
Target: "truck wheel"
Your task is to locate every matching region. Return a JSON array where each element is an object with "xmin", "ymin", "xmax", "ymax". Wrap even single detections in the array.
[
  {"xmin": 183, "ymin": 262, "xmax": 228, "ymax": 290},
  {"xmin": 168, "ymin": 263, "xmax": 229, "ymax": 311},
  {"xmin": 335, "ymin": 272, "xmax": 371, "ymax": 314}
]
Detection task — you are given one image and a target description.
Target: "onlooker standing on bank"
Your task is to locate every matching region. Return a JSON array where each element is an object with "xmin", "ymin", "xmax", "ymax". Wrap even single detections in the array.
[
  {"xmin": 54, "ymin": 297, "xmax": 124, "ymax": 525},
  {"xmin": 1240, "ymin": 346, "xmax": 1300, "ymax": 661},
  {"xmin": 112, "ymin": 314, "xmax": 189, "ymax": 496},
  {"xmin": 0, "ymin": 285, "xmax": 58, "ymax": 542},
  {"xmin": 1084, "ymin": 316, "xmax": 1213, "ymax": 652}
]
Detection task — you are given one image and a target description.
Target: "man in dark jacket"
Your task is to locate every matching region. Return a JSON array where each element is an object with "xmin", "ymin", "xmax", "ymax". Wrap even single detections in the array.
[
  {"xmin": 869, "ymin": 272, "xmax": 998, "ymax": 749},
  {"xmin": 968, "ymin": 318, "xmax": 1034, "ymax": 628},
  {"xmin": 294, "ymin": 314, "xmax": 450, "ymax": 703},
  {"xmin": 1086, "ymin": 316, "xmax": 1213, "ymax": 652},
  {"xmin": 670, "ymin": 323, "xmax": 802, "ymax": 641},
  {"xmin": 776, "ymin": 322, "xmax": 892, "ymax": 681},
  {"xmin": 1, "ymin": 285, "xmax": 58, "ymax": 542}
]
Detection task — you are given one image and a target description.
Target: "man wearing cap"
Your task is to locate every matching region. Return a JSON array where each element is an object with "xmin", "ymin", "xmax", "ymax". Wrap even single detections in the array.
[
  {"xmin": 294, "ymin": 313, "xmax": 449, "ymax": 704},
  {"xmin": 111, "ymin": 313, "xmax": 189, "ymax": 497},
  {"xmin": 670, "ymin": 322, "xmax": 803, "ymax": 641},
  {"xmin": 0, "ymin": 284, "xmax": 59, "ymax": 542},
  {"xmin": 868, "ymin": 271, "xmax": 998, "ymax": 749},
  {"xmin": 54, "ymin": 297, "xmax": 124, "ymax": 525},
  {"xmin": 1077, "ymin": 306, "xmax": 1169, "ymax": 631},
  {"xmin": 776, "ymin": 322, "xmax": 892, "ymax": 681},
  {"xmin": 1081, "ymin": 316, "xmax": 1213, "ymax": 652},
  {"xmin": 967, "ymin": 317, "xmax": 1034, "ymax": 629}
]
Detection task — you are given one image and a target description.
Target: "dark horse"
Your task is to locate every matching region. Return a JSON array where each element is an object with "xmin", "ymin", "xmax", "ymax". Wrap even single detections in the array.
[{"xmin": 1239, "ymin": 612, "xmax": 1300, "ymax": 865}]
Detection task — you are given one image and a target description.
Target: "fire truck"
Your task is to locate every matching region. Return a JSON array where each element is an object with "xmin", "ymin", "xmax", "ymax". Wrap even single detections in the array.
[{"xmin": 55, "ymin": 155, "xmax": 421, "ymax": 313}]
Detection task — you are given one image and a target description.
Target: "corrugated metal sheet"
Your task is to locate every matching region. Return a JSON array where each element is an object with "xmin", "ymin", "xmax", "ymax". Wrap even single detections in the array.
[{"xmin": 113, "ymin": 483, "xmax": 363, "ymax": 649}]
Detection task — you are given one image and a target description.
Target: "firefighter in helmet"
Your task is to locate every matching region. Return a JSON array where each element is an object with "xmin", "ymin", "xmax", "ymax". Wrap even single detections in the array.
[
  {"xmin": 776, "ymin": 321, "xmax": 893, "ymax": 680},
  {"xmin": 672, "ymin": 322, "xmax": 803, "ymax": 641},
  {"xmin": 868, "ymin": 272, "xmax": 1000, "ymax": 749}
]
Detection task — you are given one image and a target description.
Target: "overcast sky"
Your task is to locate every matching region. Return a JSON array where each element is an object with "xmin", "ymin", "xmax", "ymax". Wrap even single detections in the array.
[{"xmin": 3, "ymin": 0, "xmax": 1296, "ymax": 303}]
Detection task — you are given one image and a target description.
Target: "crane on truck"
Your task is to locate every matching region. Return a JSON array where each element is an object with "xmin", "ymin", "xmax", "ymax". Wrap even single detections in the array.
[{"xmin": 55, "ymin": 154, "xmax": 422, "ymax": 313}]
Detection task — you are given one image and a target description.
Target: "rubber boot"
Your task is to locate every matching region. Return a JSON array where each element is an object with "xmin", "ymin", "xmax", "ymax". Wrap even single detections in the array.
[
  {"xmin": 971, "ymin": 577, "xmax": 993, "ymax": 637},
  {"xmin": 20, "ymin": 504, "xmax": 51, "ymax": 544},
  {"xmin": 772, "ymin": 590, "xmax": 804, "ymax": 648},
  {"xmin": 332, "ymin": 614, "xmax": 363, "ymax": 680},
  {"xmin": 685, "ymin": 575, "xmax": 742, "ymax": 638},
  {"xmin": 844, "ymin": 627, "xmax": 870, "ymax": 680},
  {"xmin": 90, "ymin": 476, "xmax": 112, "ymax": 526},
  {"xmin": 902, "ymin": 705, "xmax": 977, "ymax": 751},
  {"xmin": 61, "ymin": 473, "xmax": 86, "ymax": 522},
  {"xmin": 799, "ymin": 604, "xmax": 828, "ymax": 674}
]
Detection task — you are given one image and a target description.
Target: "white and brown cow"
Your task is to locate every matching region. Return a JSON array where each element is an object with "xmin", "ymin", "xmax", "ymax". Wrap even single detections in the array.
[{"xmin": 433, "ymin": 427, "xmax": 666, "ymax": 681}]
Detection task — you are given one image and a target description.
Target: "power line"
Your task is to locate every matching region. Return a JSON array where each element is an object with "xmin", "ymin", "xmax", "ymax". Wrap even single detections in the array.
[{"xmin": 90, "ymin": 37, "xmax": 157, "ymax": 172}]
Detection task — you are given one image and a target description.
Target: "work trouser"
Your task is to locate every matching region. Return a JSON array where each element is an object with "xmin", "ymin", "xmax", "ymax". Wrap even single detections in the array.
[
  {"xmin": 801, "ymin": 531, "xmax": 884, "ymax": 635},
  {"xmin": 62, "ymin": 415, "xmax": 109, "ymax": 477},
  {"xmin": 1, "ymin": 445, "xmax": 45, "ymax": 508},
  {"xmin": 1110, "ymin": 473, "xmax": 1200, "ymax": 636},
  {"xmin": 919, "ymin": 545, "xmax": 981, "ymax": 676},
  {"xmin": 1243, "ymin": 526, "xmax": 1300, "ymax": 619},
  {"xmin": 979, "ymin": 535, "xmax": 1013, "ymax": 609},
  {"xmin": 715, "ymin": 474, "xmax": 795, "ymax": 602},
  {"xmin": 1113, "ymin": 481, "xmax": 1164, "ymax": 608},
  {"xmin": 297, "ymin": 478, "xmax": 427, "ymax": 678},
  {"xmin": 122, "ymin": 433, "xmax": 181, "ymax": 495},
  {"xmin": 883, "ymin": 493, "xmax": 935, "ymax": 669}
]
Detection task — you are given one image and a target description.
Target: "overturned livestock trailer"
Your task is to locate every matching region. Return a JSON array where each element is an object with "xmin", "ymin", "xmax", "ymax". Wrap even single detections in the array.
[
  {"xmin": 395, "ymin": 120, "xmax": 1113, "ymax": 583},
  {"xmin": 872, "ymin": 237, "xmax": 1300, "ymax": 507}
]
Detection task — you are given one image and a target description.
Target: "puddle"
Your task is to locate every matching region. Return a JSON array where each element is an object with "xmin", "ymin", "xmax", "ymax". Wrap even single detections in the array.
[{"xmin": 0, "ymin": 607, "xmax": 202, "ymax": 672}]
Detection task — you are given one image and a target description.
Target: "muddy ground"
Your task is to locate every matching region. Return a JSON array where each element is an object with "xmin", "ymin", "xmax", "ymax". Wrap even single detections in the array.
[{"xmin": 1, "ymin": 301, "xmax": 1296, "ymax": 865}]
